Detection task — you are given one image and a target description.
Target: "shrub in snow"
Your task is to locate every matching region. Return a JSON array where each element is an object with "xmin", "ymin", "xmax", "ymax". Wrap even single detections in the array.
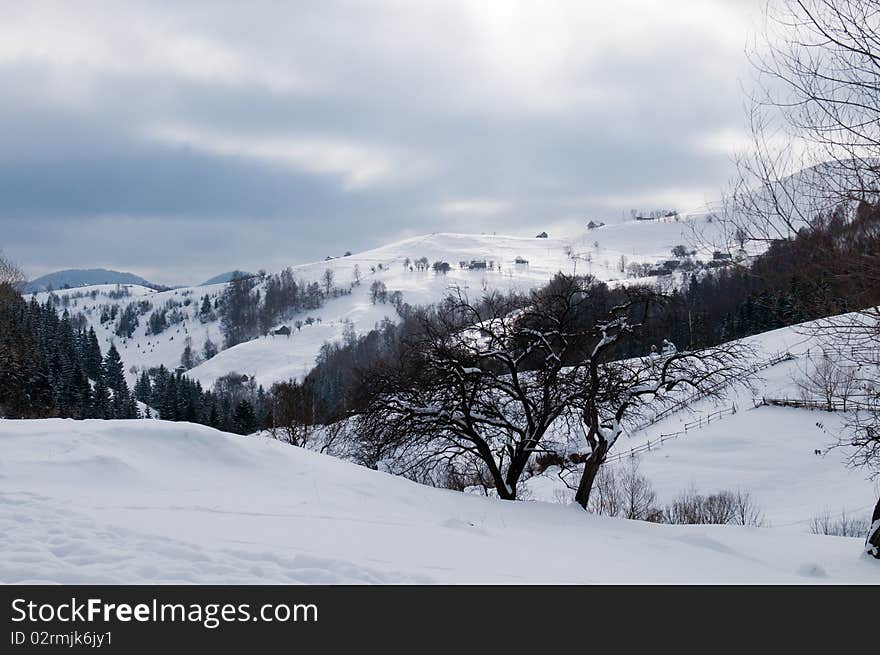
[
  {"xmin": 659, "ymin": 486, "xmax": 765, "ymax": 527},
  {"xmin": 587, "ymin": 459, "xmax": 663, "ymax": 522},
  {"xmin": 809, "ymin": 510, "xmax": 869, "ymax": 538}
]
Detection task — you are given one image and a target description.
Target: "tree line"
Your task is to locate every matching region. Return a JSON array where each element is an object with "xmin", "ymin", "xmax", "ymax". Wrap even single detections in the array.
[
  {"xmin": 0, "ymin": 268, "xmax": 269, "ymax": 435},
  {"xmin": 133, "ymin": 368, "xmax": 270, "ymax": 435},
  {"xmin": 0, "ymin": 288, "xmax": 139, "ymax": 420},
  {"xmin": 219, "ymin": 268, "xmax": 340, "ymax": 348}
]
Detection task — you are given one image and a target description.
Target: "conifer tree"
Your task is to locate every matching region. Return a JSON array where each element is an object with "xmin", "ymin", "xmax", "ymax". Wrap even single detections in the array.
[
  {"xmin": 233, "ymin": 400, "xmax": 257, "ymax": 435},
  {"xmin": 92, "ymin": 375, "xmax": 111, "ymax": 419},
  {"xmin": 134, "ymin": 371, "xmax": 152, "ymax": 404},
  {"xmin": 83, "ymin": 327, "xmax": 103, "ymax": 380}
]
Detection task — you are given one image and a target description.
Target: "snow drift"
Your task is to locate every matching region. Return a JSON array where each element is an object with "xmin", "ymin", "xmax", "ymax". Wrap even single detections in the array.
[{"xmin": 1, "ymin": 418, "xmax": 877, "ymax": 584}]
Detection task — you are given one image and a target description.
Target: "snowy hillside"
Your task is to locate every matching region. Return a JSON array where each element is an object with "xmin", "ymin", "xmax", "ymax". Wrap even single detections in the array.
[
  {"xmin": 24, "ymin": 268, "xmax": 161, "ymax": 294},
  {"xmin": 35, "ymin": 282, "xmax": 229, "ymax": 386},
  {"xmin": 2, "ymin": 417, "xmax": 877, "ymax": 584},
  {"xmin": 524, "ymin": 317, "xmax": 879, "ymax": 529},
  {"xmin": 36, "ymin": 217, "xmax": 735, "ymax": 390}
]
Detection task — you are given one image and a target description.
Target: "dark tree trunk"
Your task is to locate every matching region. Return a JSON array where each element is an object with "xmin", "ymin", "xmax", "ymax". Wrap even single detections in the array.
[
  {"xmin": 472, "ymin": 438, "xmax": 515, "ymax": 500},
  {"xmin": 867, "ymin": 496, "xmax": 880, "ymax": 560},
  {"xmin": 574, "ymin": 441, "xmax": 608, "ymax": 509},
  {"xmin": 504, "ymin": 432, "xmax": 544, "ymax": 499},
  {"xmin": 496, "ymin": 485, "xmax": 515, "ymax": 501}
]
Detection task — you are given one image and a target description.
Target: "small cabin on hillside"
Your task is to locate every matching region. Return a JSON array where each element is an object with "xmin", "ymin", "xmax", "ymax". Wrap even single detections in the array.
[
  {"xmin": 272, "ymin": 325, "xmax": 292, "ymax": 336},
  {"xmin": 535, "ymin": 231, "xmax": 548, "ymax": 238},
  {"xmin": 469, "ymin": 260, "xmax": 487, "ymax": 270},
  {"xmin": 712, "ymin": 251, "xmax": 732, "ymax": 261},
  {"xmin": 514, "ymin": 256, "xmax": 529, "ymax": 265}
]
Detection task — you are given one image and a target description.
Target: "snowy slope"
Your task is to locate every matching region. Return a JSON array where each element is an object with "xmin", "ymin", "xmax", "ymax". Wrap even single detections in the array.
[
  {"xmin": 1, "ymin": 418, "xmax": 877, "ymax": 584},
  {"xmin": 35, "ymin": 282, "xmax": 229, "ymax": 385},
  {"xmin": 24, "ymin": 268, "xmax": 161, "ymax": 294},
  {"xmin": 186, "ymin": 293, "xmax": 395, "ymax": 387},
  {"xmin": 524, "ymin": 316, "xmax": 880, "ymax": 529},
  {"xmin": 37, "ymin": 218, "xmax": 728, "ymax": 390}
]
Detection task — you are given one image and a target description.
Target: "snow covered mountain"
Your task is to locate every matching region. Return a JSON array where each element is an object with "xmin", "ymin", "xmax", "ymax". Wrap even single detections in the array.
[
  {"xmin": 11, "ymin": 238, "xmax": 880, "ymax": 584},
  {"xmin": 35, "ymin": 216, "xmax": 735, "ymax": 390},
  {"xmin": 24, "ymin": 268, "xmax": 163, "ymax": 294}
]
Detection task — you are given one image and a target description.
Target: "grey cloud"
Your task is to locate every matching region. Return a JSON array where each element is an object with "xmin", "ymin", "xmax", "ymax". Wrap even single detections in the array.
[{"xmin": 0, "ymin": 0, "xmax": 761, "ymax": 284}]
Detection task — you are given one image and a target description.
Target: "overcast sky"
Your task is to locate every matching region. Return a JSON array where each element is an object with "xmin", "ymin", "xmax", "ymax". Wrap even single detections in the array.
[{"xmin": 1, "ymin": 0, "xmax": 762, "ymax": 285}]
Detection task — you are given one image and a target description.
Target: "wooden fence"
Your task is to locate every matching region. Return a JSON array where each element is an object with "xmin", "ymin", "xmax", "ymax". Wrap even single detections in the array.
[
  {"xmin": 757, "ymin": 397, "xmax": 849, "ymax": 412},
  {"xmin": 606, "ymin": 403, "xmax": 738, "ymax": 464},
  {"xmin": 806, "ymin": 345, "xmax": 879, "ymax": 364},
  {"xmin": 629, "ymin": 350, "xmax": 794, "ymax": 433}
]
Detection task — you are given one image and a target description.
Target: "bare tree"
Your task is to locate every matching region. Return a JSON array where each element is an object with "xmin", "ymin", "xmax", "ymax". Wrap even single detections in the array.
[
  {"xmin": 660, "ymin": 486, "xmax": 764, "ymax": 527},
  {"xmin": 0, "ymin": 251, "xmax": 24, "ymax": 288},
  {"xmin": 369, "ymin": 280, "xmax": 387, "ymax": 304},
  {"xmin": 269, "ymin": 380, "xmax": 317, "ymax": 447},
  {"xmin": 322, "ymin": 268, "xmax": 334, "ymax": 295},
  {"xmin": 569, "ymin": 337, "xmax": 752, "ymax": 509},
  {"xmin": 588, "ymin": 458, "xmax": 660, "ymax": 521},
  {"xmin": 357, "ymin": 276, "xmax": 619, "ymax": 500},
  {"xmin": 732, "ymin": 0, "xmax": 880, "ymax": 246},
  {"xmin": 810, "ymin": 509, "xmax": 871, "ymax": 537},
  {"xmin": 838, "ymin": 390, "xmax": 880, "ymax": 557},
  {"xmin": 731, "ymin": 489, "xmax": 767, "ymax": 527},
  {"xmin": 727, "ymin": 0, "xmax": 880, "ymax": 559},
  {"xmin": 356, "ymin": 274, "xmax": 752, "ymax": 505},
  {"xmin": 588, "ymin": 465, "xmax": 625, "ymax": 518},
  {"xmin": 793, "ymin": 353, "xmax": 858, "ymax": 410}
]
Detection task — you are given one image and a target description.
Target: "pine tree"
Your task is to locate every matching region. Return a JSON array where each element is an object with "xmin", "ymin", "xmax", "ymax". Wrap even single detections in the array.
[
  {"xmin": 202, "ymin": 337, "xmax": 218, "ymax": 361},
  {"xmin": 92, "ymin": 375, "xmax": 111, "ymax": 419},
  {"xmin": 134, "ymin": 371, "xmax": 152, "ymax": 404},
  {"xmin": 71, "ymin": 361, "xmax": 91, "ymax": 419},
  {"xmin": 125, "ymin": 393, "xmax": 140, "ymax": 419},
  {"xmin": 180, "ymin": 337, "xmax": 195, "ymax": 370},
  {"xmin": 102, "ymin": 343, "xmax": 130, "ymax": 418},
  {"xmin": 83, "ymin": 327, "xmax": 103, "ymax": 380},
  {"xmin": 233, "ymin": 400, "xmax": 257, "ymax": 435},
  {"xmin": 102, "ymin": 343, "xmax": 126, "ymax": 391},
  {"xmin": 115, "ymin": 303, "xmax": 139, "ymax": 338}
]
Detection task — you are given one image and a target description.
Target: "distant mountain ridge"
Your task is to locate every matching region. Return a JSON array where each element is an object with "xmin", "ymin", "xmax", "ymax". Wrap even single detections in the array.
[
  {"xmin": 200, "ymin": 270, "xmax": 254, "ymax": 286},
  {"xmin": 24, "ymin": 268, "xmax": 166, "ymax": 293}
]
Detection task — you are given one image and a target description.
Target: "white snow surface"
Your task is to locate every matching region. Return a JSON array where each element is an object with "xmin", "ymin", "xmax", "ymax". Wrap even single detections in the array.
[{"xmin": 1, "ymin": 418, "xmax": 877, "ymax": 584}]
